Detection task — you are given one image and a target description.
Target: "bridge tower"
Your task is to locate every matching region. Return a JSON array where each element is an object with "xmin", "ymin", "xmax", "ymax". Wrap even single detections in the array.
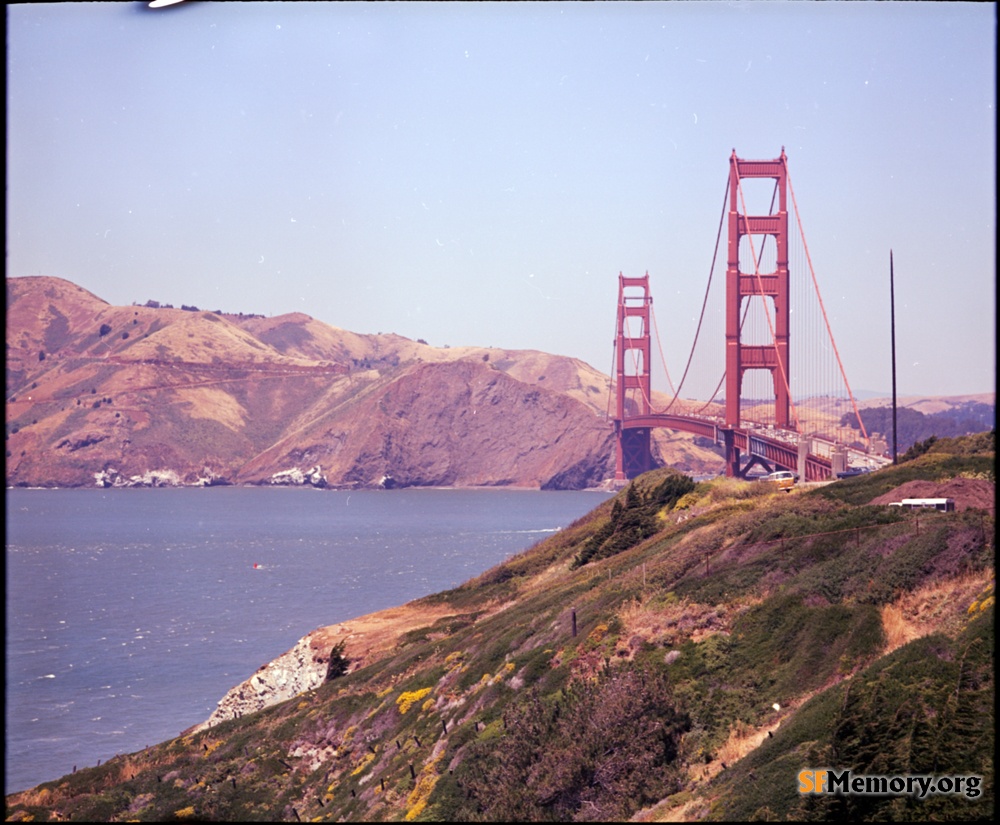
[
  {"xmin": 613, "ymin": 272, "xmax": 654, "ymax": 480},
  {"xmin": 725, "ymin": 149, "xmax": 791, "ymax": 431}
]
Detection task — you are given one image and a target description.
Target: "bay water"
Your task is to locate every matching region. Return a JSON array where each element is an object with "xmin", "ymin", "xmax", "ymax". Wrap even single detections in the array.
[{"xmin": 5, "ymin": 486, "xmax": 609, "ymax": 795}]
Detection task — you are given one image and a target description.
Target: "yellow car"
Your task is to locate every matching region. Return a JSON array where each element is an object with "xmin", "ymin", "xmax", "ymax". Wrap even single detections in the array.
[{"xmin": 763, "ymin": 470, "xmax": 797, "ymax": 491}]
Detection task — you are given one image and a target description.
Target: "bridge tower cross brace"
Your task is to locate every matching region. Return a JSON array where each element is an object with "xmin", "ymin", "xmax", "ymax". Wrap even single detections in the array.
[
  {"xmin": 613, "ymin": 272, "xmax": 654, "ymax": 481},
  {"xmin": 725, "ymin": 149, "xmax": 791, "ymax": 433}
]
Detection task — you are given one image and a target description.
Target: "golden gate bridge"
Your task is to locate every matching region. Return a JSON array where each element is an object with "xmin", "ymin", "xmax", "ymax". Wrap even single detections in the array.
[{"xmin": 608, "ymin": 148, "xmax": 890, "ymax": 482}]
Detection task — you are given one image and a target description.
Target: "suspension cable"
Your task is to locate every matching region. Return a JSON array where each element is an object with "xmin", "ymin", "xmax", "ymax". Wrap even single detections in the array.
[
  {"xmin": 786, "ymin": 162, "xmax": 870, "ymax": 446},
  {"xmin": 695, "ymin": 175, "xmax": 776, "ymax": 416},
  {"xmin": 650, "ymin": 306, "xmax": 676, "ymax": 396},
  {"xmin": 652, "ymin": 176, "xmax": 730, "ymax": 416},
  {"xmin": 628, "ymin": 170, "xmax": 770, "ymax": 420},
  {"xmin": 606, "ymin": 309, "xmax": 619, "ymax": 422}
]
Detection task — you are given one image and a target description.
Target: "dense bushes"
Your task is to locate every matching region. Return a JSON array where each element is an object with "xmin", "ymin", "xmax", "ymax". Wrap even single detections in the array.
[
  {"xmin": 452, "ymin": 664, "xmax": 690, "ymax": 821},
  {"xmin": 716, "ymin": 607, "xmax": 995, "ymax": 822},
  {"xmin": 664, "ymin": 594, "xmax": 885, "ymax": 761},
  {"xmin": 572, "ymin": 473, "xmax": 695, "ymax": 568}
]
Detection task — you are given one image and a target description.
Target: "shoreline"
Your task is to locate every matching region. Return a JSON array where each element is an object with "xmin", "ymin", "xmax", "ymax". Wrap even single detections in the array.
[{"xmin": 6, "ymin": 481, "xmax": 617, "ymax": 492}]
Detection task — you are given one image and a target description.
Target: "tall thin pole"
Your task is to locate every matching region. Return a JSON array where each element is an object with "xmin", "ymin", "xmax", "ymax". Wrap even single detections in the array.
[{"xmin": 890, "ymin": 250, "xmax": 898, "ymax": 464}]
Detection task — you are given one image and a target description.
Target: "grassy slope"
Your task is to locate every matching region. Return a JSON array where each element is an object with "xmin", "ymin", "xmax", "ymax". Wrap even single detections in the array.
[{"xmin": 5, "ymin": 437, "xmax": 994, "ymax": 822}]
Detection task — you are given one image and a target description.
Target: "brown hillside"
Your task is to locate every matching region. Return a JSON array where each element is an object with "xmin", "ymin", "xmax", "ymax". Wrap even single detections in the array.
[
  {"xmin": 234, "ymin": 358, "xmax": 616, "ymax": 488},
  {"xmin": 7, "ymin": 276, "xmax": 674, "ymax": 489}
]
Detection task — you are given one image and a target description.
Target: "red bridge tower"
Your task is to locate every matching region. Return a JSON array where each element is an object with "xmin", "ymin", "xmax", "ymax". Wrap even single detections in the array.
[
  {"xmin": 725, "ymin": 149, "xmax": 791, "ymax": 431},
  {"xmin": 613, "ymin": 273, "xmax": 654, "ymax": 480}
]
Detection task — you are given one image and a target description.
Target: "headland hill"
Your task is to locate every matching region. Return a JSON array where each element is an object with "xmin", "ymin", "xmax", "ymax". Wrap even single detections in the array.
[
  {"xmin": 5, "ymin": 275, "xmax": 994, "ymax": 491},
  {"xmin": 3, "ymin": 430, "xmax": 994, "ymax": 821}
]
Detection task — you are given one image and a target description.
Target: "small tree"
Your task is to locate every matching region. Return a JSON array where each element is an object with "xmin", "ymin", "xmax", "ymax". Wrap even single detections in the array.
[{"xmin": 325, "ymin": 641, "xmax": 350, "ymax": 682}]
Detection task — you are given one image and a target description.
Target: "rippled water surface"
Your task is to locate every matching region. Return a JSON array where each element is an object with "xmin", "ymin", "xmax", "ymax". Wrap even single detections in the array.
[{"xmin": 5, "ymin": 486, "xmax": 609, "ymax": 794}]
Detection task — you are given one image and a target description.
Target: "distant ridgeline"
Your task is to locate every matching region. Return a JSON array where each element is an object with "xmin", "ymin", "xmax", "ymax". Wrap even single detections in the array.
[
  {"xmin": 841, "ymin": 402, "xmax": 995, "ymax": 454},
  {"xmin": 135, "ymin": 299, "xmax": 265, "ymax": 318}
]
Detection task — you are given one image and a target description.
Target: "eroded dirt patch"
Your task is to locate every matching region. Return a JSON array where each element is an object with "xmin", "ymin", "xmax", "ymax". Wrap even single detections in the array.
[{"xmin": 869, "ymin": 477, "xmax": 994, "ymax": 513}]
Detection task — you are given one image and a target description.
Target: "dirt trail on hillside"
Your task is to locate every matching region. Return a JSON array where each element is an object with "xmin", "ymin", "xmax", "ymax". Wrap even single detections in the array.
[
  {"xmin": 307, "ymin": 602, "xmax": 459, "ymax": 671},
  {"xmin": 881, "ymin": 568, "xmax": 994, "ymax": 655},
  {"xmin": 869, "ymin": 477, "xmax": 994, "ymax": 513}
]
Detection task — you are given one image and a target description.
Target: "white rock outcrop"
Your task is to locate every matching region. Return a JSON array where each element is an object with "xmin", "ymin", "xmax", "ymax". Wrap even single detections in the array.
[
  {"xmin": 94, "ymin": 468, "xmax": 182, "ymax": 488},
  {"xmin": 192, "ymin": 630, "xmax": 330, "ymax": 734},
  {"xmin": 268, "ymin": 465, "xmax": 328, "ymax": 487}
]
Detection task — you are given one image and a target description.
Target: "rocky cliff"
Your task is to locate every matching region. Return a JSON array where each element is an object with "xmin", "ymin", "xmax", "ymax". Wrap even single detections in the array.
[{"xmin": 192, "ymin": 603, "xmax": 462, "ymax": 735}]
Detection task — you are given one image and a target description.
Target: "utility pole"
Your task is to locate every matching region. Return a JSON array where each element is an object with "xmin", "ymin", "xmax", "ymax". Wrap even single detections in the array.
[{"xmin": 890, "ymin": 250, "xmax": 898, "ymax": 464}]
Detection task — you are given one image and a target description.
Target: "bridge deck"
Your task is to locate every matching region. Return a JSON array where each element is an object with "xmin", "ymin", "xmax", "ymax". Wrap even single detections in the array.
[{"xmin": 618, "ymin": 414, "xmax": 836, "ymax": 482}]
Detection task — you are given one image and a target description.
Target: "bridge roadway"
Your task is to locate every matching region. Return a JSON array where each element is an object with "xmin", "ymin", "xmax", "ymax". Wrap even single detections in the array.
[{"xmin": 619, "ymin": 413, "xmax": 837, "ymax": 481}]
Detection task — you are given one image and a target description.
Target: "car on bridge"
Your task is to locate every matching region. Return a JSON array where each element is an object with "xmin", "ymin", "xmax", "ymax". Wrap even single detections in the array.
[{"xmin": 836, "ymin": 466, "xmax": 872, "ymax": 479}]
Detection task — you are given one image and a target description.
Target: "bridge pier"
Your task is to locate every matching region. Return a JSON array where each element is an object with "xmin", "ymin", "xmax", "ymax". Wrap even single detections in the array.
[
  {"xmin": 720, "ymin": 428, "xmax": 740, "ymax": 478},
  {"xmin": 830, "ymin": 444, "xmax": 848, "ymax": 478},
  {"xmin": 614, "ymin": 425, "xmax": 654, "ymax": 481},
  {"xmin": 797, "ymin": 435, "xmax": 809, "ymax": 482}
]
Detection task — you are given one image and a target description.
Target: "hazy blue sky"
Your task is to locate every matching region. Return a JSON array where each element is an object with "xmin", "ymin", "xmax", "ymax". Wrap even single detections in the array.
[{"xmin": 7, "ymin": 1, "xmax": 995, "ymax": 399}]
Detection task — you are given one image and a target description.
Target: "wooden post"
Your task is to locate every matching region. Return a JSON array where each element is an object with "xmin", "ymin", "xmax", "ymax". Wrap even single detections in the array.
[{"xmin": 571, "ymin": 608, "xmax": 577, "ymax": 637}]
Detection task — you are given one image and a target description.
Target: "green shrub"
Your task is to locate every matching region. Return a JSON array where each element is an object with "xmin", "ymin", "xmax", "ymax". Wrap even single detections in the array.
[
  {"xmin": 453, "ymin": 664, "xmax": 689, "ymax": 821},
  {"xmin": 572, "ymin": 474, "xmax": 695, "ymax": 569}
]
